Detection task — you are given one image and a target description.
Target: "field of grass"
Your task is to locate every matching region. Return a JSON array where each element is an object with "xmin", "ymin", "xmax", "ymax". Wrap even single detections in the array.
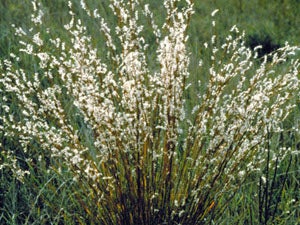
[{"xmin": 0, "ymin": 0, "xmax": 299, "ymax": 224}]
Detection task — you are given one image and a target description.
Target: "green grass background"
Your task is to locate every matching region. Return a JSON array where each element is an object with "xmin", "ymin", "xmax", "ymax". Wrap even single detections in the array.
[{"xmin": 0, "ymin": 0, "xmax": 299, "ymax": 224}]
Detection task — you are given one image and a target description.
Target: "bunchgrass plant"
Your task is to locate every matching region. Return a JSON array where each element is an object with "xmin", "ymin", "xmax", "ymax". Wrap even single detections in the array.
[{"xmin": 0, "ymin": 0, "xmax": 299, "ymax": 224}]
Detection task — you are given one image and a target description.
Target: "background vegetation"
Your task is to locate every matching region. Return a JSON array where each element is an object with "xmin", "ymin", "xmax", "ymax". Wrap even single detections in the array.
[{"xmin": 0, "ymin": 0, "xmax": 299, "ymax": 224}]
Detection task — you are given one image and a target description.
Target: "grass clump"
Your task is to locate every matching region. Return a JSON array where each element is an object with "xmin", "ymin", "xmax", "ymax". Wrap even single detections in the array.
[{"xmin": 0, "ymin": 0, "xmax": 299, "ymax": 224}]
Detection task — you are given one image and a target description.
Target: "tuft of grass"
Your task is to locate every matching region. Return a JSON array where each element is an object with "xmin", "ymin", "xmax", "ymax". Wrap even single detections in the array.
[{"xmin": 0, "ymin": 0, "xmax": 299, "ymax": 224}]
